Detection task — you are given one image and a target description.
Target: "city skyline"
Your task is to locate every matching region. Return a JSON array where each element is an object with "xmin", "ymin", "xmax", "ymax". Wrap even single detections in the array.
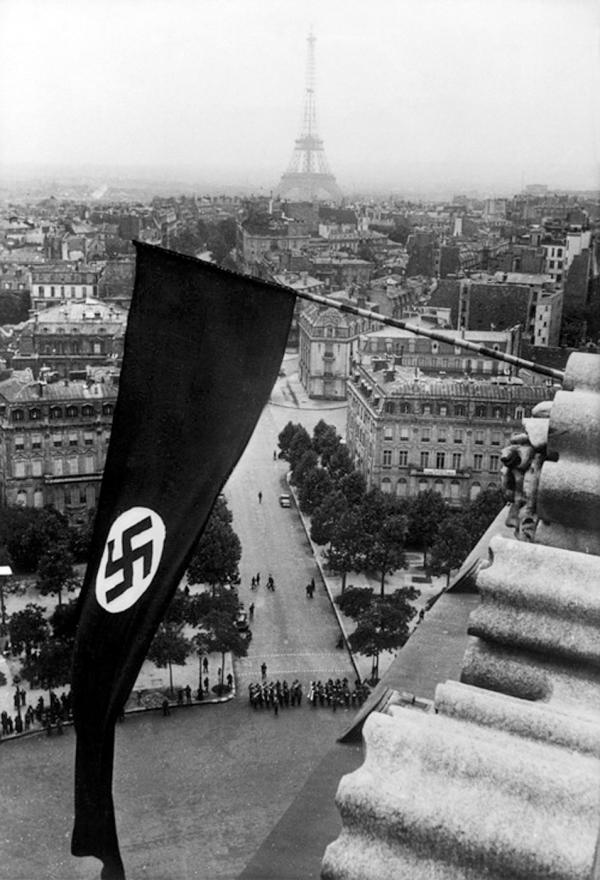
[{"xmin": 0, "ymin": 0, "xmax": 599, "ymax": 196}]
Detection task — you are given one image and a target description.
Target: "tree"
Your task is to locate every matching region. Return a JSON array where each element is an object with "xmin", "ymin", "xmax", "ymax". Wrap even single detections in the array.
[
  {"xmin": 407, "ymin": 490, "xmax": 449, "ymax": 566},
  {"xmin": 310, "ymin": 490, "xmax": 349, "ymax": 546},
  {"xmin": 1, "ymin": 505, "xmax": 73, "ymax": 573},
  {"xmin": 335, "ymin": 586, "xmax": 374, "ymax": 620},
  {"xmin": 429, "ymin": 520, "xmax": 472, "ymax": 586},
  {"xmin": 8, "ymin": 603, "xmax": 48, "ymax": 658},
  {"xmin": 297, "ymin": 467, "xmax": 334, "ymax": 515},
  {"xmin": 364, "ymin": 513, "xmax": 409, "ymax": 596},
  {"xmin": 278, "ymin": 421, "xmax": 300, "ymax": 460},
  {"xmin": 312, "ymin": 420, "xmax": 341, "ymax": 466},
  {"xmin": 49, "ymin": 598, "xmax": 79, "ymax": 647},
  {"xmin": 36, "ymin": 542, "xmax": 79, "ymax": 605},
  {"xmin": 327, "ymin": 444, "xmax": 354, "ymax": 482},
  {"xmin": 147, "ymin": 624, "xmax": 193, "ymax": 696},
  {"xmin": 186, "ymin": 510, "xmax": 242, "ymax": 593},
  {"xmin": 347, "ymin": 590, "xmax": 417, "ymax": 684},
  {"xmin": 288, "ymin": 427, "xmax": 313, "ymax": 471},
  {"xmin": 21, "ymin": 637, "xmax": 72, "ymax": 693},
  {"xmin": 204, "ymin": 610, "xmax": 251, "ymax": 693},
  {"xmin": 458, "ymin": 488, "xmax": 506, "ymax": 543},
  {"xmin": 325, "ymin": 508, "xmax": 365, "ymax": 592},
  {"xmin": 291, "ymin": 449, "xmax": 318, "ymax": 488},
  {"xmin": 339, "ymin": 471, "xmax": 367, "ymax": 507}
]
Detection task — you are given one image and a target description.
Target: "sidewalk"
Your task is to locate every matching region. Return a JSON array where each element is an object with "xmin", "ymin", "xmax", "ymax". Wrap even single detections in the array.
[
  {"xmin": 269, "ymin": 353, "xmax": 348, "ymax": 412},
  {"xmin": 0, "ymin": 578, "xmax": 235, "ymax": 743}
]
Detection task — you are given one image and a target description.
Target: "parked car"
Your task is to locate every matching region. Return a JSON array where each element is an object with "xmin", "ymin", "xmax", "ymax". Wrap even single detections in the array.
[{"xmin": 278, "ymin": 493, "xmax": 291, "ymax": 508}]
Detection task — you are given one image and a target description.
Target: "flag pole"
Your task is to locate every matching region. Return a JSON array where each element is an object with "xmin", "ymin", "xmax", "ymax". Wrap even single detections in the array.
[{"xmin": 291, "ymin": 287, "xmax": 565, "ymax": 383}]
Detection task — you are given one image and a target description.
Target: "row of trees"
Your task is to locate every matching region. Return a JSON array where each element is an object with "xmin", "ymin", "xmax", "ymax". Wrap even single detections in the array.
[{"xmin": 279, "ymin": 420, "xmax": 505, "ymax": 593}]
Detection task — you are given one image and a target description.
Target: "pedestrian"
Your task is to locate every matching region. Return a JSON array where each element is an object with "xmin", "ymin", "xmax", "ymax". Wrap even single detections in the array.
[
  {"xmin": 177, "ymin": 688, "xmax": 184, "ymax": 705},
  {"xmin": 249, "ymin": 602, "xmax": 255, "ymax": 620},
  {"xmin": 185, "ymin": 685, "xmax": 192, "ymax": 704},
  {"xmin": 273, "ymin": 450, "xmax": 277, "ymax": 461},
  {"xmin": 258, "ymin": 490, "xmax": 262, "ymax": 504},
  {"xmin": 261, "ymin": 662, "xmax": 267, "ymax": 680},
  {"xmin": 202, "ymin": 657, "xmax": 209, "ymax": 674},
  {"xmin": 56, "ymin": 716, "xmax": 64, "ymax": 735},
  {"xmin": 203, "ymin": 676, "xmax": 209, "ymax": 693},
  {"xmin": 162, "ymin": 698, "xmax": 170, "ymax": 717},
  {"xmin": 251, "ymin": 576, "xmax": 256, "ymax": 590},
  {"xmin": 256, "ymin": 572, "xmax": 260, "ymax": 585},
  {"xmin": 226, "ymin": 672, "xmax": 233, "ymax": 690},
  {"xmin": 311, "ymin": 577, "xmax": 316, "ymax": 593},
  {"xmin": 273, "ymin": 695, "xmax": 279, "ymax": 717}
]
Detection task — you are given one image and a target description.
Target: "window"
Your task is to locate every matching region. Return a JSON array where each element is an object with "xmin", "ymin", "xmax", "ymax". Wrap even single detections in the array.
[
  {"xmin": 69, "ymin": 432, "xmax": 78, "ymax": 447},
  {"xmin": 452, "ymin": 453, "xmax": 462, "ymax": 469},
  {"xmin": 381, "ymin": 477, "xmax": 392, "ymax": 494},
  {"xmin": 437, "ymin": 428, "xmax": 446, "ymax": 443},
  {"xmin": 52, "ymin": 433, "xmax": 62, "ymax": 447},
  {"xmin": 383, "ymin": 450, "xmax": 392, "ymax": 466},
  {"xmin": 450, "ymin": 480, "xmax": 460, "ymax": 501},
  {"xmin": 84, "ymin": 454, "xmax": 95, "ymax": 473},
  {"xmin": 384, "ymin": 426, "xmax": 393, "ymax": 441},
  {"xmin": 473, "ymin": 454, "xmax": 483, "ymax": 471},
  {"xmin": 384, "ymin": 401, "xmax": 395, "ymax": 415},
  {"xmin": 50, "ymin": 407, "xmax": 63, "ymax": 420},
  {"xmin": 420, "ymin": 451, "xmax": 429, "ymax": 468},
  {"xmin": 31, "ymin": 433, "xmax": 42, "ymax": 450},
  {"xmin": 399, "ymin": 403, "xmax": 411, "ymax": 414},
  {"xmin": 14, "ymin": 461, "xmax": 26, "ymax": 477},
  {"xmin": 14, "ymin": 435, "xmax": 24, "ymax": 450},
  {"xmin": 431, "ymin": 342, "xmax": 439, "ymax": 354},
  {"xmin": 493, "ymin": 407, "xmax": 503, "ymax": 419},
  {"xmin": 82, "ymin": 405, "xmax": 95, "ymax": 417},
  {"xmin": 32, "ymin": 460, "xmax": 43, "ymax": 477},
  {"xmin": 422, "ymin": 404, "xmax": 431, "ymax": 415},
  {"xmin": 29, "ymin": 408, "xmax": 41, "ymax": 421},
  {"xmin": 103, "ymin": 404, "xmax": 114, "ymax": 416},
  {"xmin": 68, "ymin": 456, "xmax": 79, "ymax": 475},
  {"xmin": 491, "ymin": 431, "xmax": 501, "ymax": 446},
  {"xmin": 421, "ymin": 428, "xmax": 431, "ymax": 442},
  {"xmin": 454, "ymin": 404, "xmax": 465, "ymax": 416},
  {"xmin": 439, "ymin": 405, "xmax": 447, "ymax": 417},
  {"xmin": 33, "ymin": 490, "xmax": 44, "ymax": 508},
  {"xmin": 515, "ymin": 407, "xmax": 524, "ymax": 420},
  {"xmin": 454, "ymin": 429, "xmax": 463, "ymax": 444},
  {"xmin": 54, "ymin": 459, "xmax": 63, "ymax": 476},
  {"xmin": 84, "ymin": 431, "xmax": 94, "ymax": 446},
  {"xmin": 398, "ymin": 450, "xmax": 408, "ymax": 466},
  {"xmin": 418, "ymin": 479, "xmax": 429, "ymax": 493},
  {"xmin": 38, "ymin": 286, "xmax": 43, "ymax": 295},
  {"xmin": 490, "ymin": 455, "xmax": 500, "ymax": 472},
  {"xmin": 396, "ymin": 479, "xmax": 408, "ymax": 497},
  {"xmin": 470, "ymin": 482, "xmax": 481, "ymax": 501},
  {"xmin": 399, "ymin": 425, "xmax": 409, "ymax": 441},
  {"xmin": 475, "ymin": 430, "xmax": 484, "ymax": 445},
  {"xmin": 436, "ymin": 452, "xmax": 446, "ymax": 469},
  {"xmin": 475, "ymin": 405, "xmax": 487, "ymax": 418},
  {"xmin": 66, "ymin": 405, "xmax": 79, "ymax": 418}
]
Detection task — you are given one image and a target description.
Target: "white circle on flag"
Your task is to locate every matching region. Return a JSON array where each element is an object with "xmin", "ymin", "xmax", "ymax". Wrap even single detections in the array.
[{"xmin": 95, "ymin": 506, "xmax": 166, "ymax": 613}]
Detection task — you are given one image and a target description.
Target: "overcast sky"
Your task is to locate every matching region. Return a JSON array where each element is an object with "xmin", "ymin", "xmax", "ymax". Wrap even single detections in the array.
[{"xmin": 1, "ymin": 0, "xmax": 599, "ymax": 195}]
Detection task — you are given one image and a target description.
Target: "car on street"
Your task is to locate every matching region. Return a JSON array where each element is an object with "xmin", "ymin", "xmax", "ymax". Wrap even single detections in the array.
[{"xmin": 279, "ymin": 493, "xmax": 291, "ymax": 508}]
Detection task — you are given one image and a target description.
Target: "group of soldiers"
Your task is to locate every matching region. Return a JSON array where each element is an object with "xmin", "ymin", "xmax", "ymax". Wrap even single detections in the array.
[
  {"xmin": 248, "ymin": 679, "xmax": 303, "ymax": 711},
  {"xmin": 307, "ymin": 678, "xmax": 371, "ymax": 710}
]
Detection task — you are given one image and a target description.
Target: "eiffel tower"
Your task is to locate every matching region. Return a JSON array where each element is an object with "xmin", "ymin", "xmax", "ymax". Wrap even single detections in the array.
[{"xmin": 275, "ymin": 30, "xmax": 342, "ymax": 204}]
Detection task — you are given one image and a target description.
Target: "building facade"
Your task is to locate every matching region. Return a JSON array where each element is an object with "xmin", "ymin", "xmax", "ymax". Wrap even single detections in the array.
[
  {"xmin": 0, "ymin": 374, "xmax": 117, "ymax": 521},
  {"xmin": 30, "ymin": 265, "xmax": 102, "ymax": 310},
  {"xmin": 10, "ymin": 297, "xmax": 127, "ymax": 378},
  {"xmin": 298, "ymin": 297, "xmax": 375, "ymax": 399},
  {"xmin": 346, "ymin": 357, "xmax": 553, "ymax": 506}
]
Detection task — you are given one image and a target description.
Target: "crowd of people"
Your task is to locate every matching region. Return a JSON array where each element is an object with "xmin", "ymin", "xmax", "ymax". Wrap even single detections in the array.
[{"xmin": 0, "ymin": 689, "xmax": 72, "ymax": 739}]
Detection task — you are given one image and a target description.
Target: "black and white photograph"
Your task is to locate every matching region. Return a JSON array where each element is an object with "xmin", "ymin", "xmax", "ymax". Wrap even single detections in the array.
[{"xmin": 0, "ymin": 1, "xmax": 599, "ymax": 878}]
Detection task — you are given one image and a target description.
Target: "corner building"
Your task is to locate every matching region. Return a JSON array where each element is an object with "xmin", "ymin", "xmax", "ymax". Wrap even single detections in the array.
[{"xmin": 346, "ymin": 358, "xmax": 553, "ymax": 506}]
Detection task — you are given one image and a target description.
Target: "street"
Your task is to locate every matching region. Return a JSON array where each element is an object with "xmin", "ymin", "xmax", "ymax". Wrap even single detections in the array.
[{"xmin": 0, "ymin": 367, "xmax": 361, "ymax": 880}]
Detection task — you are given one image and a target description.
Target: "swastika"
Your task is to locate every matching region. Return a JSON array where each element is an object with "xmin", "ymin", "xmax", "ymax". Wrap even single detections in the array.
[
  {"xmin": 103, "ymin": 515, "xmax": 154, "ymax": 604},
  {"xmin": 95, "ymin": 507, "xmax": 166, "ymax": 613}
]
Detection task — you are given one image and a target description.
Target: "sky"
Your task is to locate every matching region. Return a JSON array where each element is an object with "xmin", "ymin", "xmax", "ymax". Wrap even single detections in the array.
[{"xmin": 0, "ymin": 0, "xmax": 599, "ymax": 196}]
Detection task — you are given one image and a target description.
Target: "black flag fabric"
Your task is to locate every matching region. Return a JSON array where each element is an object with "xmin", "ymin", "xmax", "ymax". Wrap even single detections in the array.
[{"xmin": 70, "ymin": 242, "xmax": 295, "ymax": 879}]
